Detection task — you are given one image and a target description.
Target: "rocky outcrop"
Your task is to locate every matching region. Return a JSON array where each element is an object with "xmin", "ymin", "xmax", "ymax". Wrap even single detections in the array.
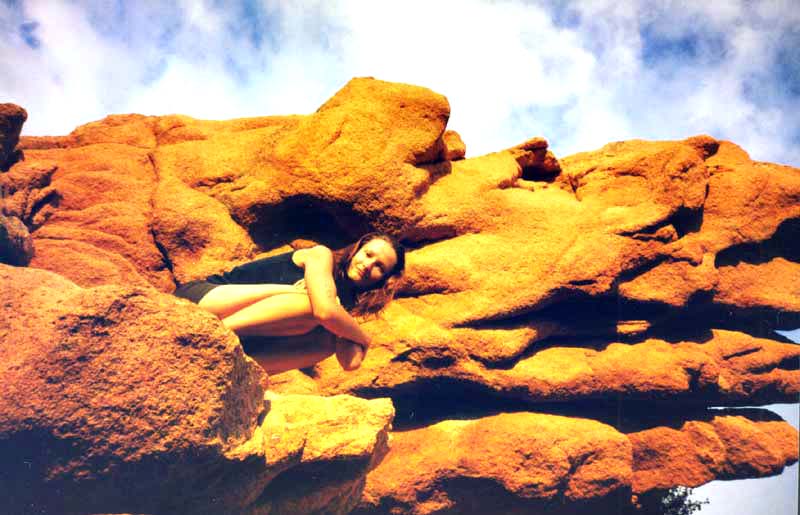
[
  {"xmin": 0, "ymin": 103, "xmax": 26, "ymax": 171},
  {"xmin": 0, "ymin": 103, "xmax": 35, "ymax": 265},
  {"xmin": 354, "ymin": 409, "xmax": 797, "ymax": 515},
  {"xmin": 627, "ymin": 408, "xmax": 799, "ymax": 493},
  {"xmin": 3, "ymin": 78, "xmax": 798, "ymax": 514},
  {"xmin": 274, "ymin": 326, "xmax": 800, "ymax": 408},
  {"xmin": 0, "ymin": 213, "xmax": 32, "ymax": 265},
  {"xmin": 0, "ymin": 264, "xmax": 392, "ymax": 515},
  {"xmin": 355, "ymin": 412, "xmax": 633, "ymax": 515}
]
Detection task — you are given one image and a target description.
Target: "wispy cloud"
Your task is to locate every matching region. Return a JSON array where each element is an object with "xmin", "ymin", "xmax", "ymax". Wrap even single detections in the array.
[{"xmin": 1, "ymin": 0, "xmax": 798, "ymax": 165}]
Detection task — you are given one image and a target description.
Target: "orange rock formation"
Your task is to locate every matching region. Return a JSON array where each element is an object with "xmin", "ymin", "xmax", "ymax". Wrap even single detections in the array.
[{"xmin": 1, "ymin": 78, "xmax": 798, "ymax": 514}]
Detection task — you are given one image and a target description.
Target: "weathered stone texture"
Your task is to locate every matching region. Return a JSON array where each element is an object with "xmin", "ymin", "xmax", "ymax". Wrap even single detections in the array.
[
  {"xmin": 0, "ymin": 264, "xmax": 392, "ymax": 515},
  {"xmin": 4, "ymin": 78, "xmax": 798, "ymax": 514}
]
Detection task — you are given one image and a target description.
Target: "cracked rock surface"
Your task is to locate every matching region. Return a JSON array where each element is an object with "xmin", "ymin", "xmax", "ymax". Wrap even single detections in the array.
[{"xmin": 3, "ymin": 78, "xmax": 798, "ymax": 514}]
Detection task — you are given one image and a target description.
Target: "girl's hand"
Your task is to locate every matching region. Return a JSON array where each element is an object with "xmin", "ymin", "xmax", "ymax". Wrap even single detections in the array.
[{"xmin": 335, "ymin": 338, "xmax": 366, "ymax": 371}]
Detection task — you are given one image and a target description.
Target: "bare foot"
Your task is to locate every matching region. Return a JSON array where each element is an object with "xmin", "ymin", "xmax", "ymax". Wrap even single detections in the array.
[{"xmin": 335, "ymin": 339, "xmax": 366, "ymax": 371}]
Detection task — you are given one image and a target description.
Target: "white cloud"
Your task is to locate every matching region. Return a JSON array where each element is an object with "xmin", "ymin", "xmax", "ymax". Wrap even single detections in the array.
[{"xmin": 1, "ymin": 0, "xmax": 798, "ymax": 166}]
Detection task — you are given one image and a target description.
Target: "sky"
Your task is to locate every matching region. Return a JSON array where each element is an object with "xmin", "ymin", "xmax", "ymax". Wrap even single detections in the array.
[
  {"xmin": 1, "ymin": 1, "xmax": 798, "ymax": 513},
  {"xmin": 1, "ymin": 0, "xmax": 800, "ymax": 166}
]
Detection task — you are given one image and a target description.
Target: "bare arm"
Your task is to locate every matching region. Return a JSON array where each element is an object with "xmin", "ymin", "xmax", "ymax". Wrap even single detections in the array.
[{"xmin": 293, "ymin": 246, "xmax": 370, "ymax": 348}]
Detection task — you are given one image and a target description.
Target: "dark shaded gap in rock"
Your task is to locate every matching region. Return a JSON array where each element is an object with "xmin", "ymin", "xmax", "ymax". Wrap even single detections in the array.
[
  {"xmin": 715, "ymin": 217, "xmax": 800, "ymax": 266},
  {"xmin": 366, "ymin": 377, "xmax": 790, "ymax": 433},
  {"xmin": 146, "ymin": 153, "xmax": 175, "ymax": 282},
  {"xmin": 616, "ymin": 203, "xmax": 705, "ymax": 242},
  {"xmin": 674, "ymin": 301, "xmax": 800, "ymax": 337},
  {"xmin": 457, "ymin": 290, "xmax": 669, "ymax": 332},
  {"xmin": 243, "ymin": 194, "xmax": 373, "ymax": 251},
  {"xmin": 455, "ymin": 287, "xmax": 794, "ymax": 370},
  {"xmin": 150, "ymin": 227, "xmax": 175, "ymax": 275},
  {"xmin": 521, "ymin": 170, "xmax": 560, "ymax": 183},
  {"xmin": 776, "ymin": 355, "xmax": 800, "ymax": 371},
  {"xmin": 722, "ymin": 347, "xmax": 761, "ymax": 360},
  {"xmin": 671, "ymin": 205, "xmax": 705, "ymax": 237},
  {"xmin": 0, "ymin": 427, "xmax": 215, "ymax": 515},
  {"xmin": 251, "ymin": 457, "xmax": 371, "ymax": 512},
  {"xmin": 695, "ymin": 137, "xmax": 721, "ymax": 160},
  {"xmin": 748, "ymin": 355, "xmax": 800, "ymax": 375}
]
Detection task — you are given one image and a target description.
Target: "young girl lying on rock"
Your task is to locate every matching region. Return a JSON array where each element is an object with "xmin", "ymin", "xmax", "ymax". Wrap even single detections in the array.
[{"xmin": 174, "ymin": 233, "xmax": 405, "ymax": 375}]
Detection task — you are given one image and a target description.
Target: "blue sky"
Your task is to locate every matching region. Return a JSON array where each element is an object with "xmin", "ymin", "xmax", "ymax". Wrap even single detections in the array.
[
  {"xmin": 1, "ymin": 2, "xmax": 798, "ymax": 510},
  {"xmin": 1, "ymin": 0, "xmax": 800, "ymax": 166}
]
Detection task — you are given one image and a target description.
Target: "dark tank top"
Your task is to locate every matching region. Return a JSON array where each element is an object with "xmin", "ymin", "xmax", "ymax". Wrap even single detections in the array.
[
  {"xmin": 205, "ymin": 251, "xmax": 356, "ymax": 310},
  {"xmin": 206, "ymin": 251, "xmax": 304, "ymax": 286}
]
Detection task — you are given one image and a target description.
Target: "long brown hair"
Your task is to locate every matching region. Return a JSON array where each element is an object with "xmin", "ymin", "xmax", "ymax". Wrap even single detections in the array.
[{"xmin": 332, "ymin": 232, "xmax": 406, "ymax": 317}]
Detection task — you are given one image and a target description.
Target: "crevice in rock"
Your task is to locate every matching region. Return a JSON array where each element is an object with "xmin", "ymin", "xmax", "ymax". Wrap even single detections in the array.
[
  {"xmin": 1, "ymin": 165, "xmax": 59, "ymax": 231},
  {"xmin": 457, "ymin": 291, "xmax": 669, "ymax": 333},
  {"xmin": 715, "ymin": 217, "xmax": 800, "ymax": 266},
  {"xmin": 686, "ymin": 367, "xmax": 702, "ymax": 394},
  {"xmin": 722, "ymin": 347, "xmax": 761, "ymax": 360},
  {"xmin": 392, "ymin": 348, "xmax": 457, "ymax": 369},
  {"xmin": 356, "ymin": 377, "xmax": 542, "ymax": 430},
  {"xmin": 670, "ymin": 205, "xmax": 705, "ymax": 237},
  {"xmin": 457, "ymin": 288, "xmax": 796, "ymax": 370},
  {"xmin": 360, "ymin": 376, "xmax": 790, "ymax": 432},
  {"xmin": 193, "ymin": 174, "xmax": 237, "ymax": 189},
  {"xmin": 616, "ymin": 205, "xmax": 704, "ymax": 242},
  {"xmin": 242, "ymin": 194, "xmax": 373, "ymax": 251},
  {"xmin": 452, "ymin": 293, "xmax": 689, "ymax": 369},
  {"xmin": 146, "ymin": 152, "xmax": 175, "ymax": 281},
  {"xmin": 676, "ymin": 301, "xmax": 800, "ymax": 338},
  {"xmin": 749, "ymin": 355, "xmax": 800, "ymax": 374},
  {"xmin": 150, "ymin": 228, "xmax": 175, "ymax": 276},
  {"xmin": 777, "ymin": 355, "xmax": 800, "ymax": 371}
]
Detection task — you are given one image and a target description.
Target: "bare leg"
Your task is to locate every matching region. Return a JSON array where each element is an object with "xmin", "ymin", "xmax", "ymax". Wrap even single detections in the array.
[
  {"xmin": 214, "ymin": 292, "xmax": 337, "ymax": 373},
  {"xmin": 247, "ymin": 328, "xmax": 337, "ymax": 375},
  {"xmin": 220, "ymin": 292, "xmax": 318, "ymax": 336},
  {"xmin": 202, "ymin": 290, "xmax": 364, "ymax": 373},
  {"xmin": 198, "ymin": 284, "xmax": 305, "ymax": 319}
]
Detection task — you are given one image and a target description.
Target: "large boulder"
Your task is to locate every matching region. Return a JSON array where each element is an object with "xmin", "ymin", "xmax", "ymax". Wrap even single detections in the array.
[
  {"xmin": 356, "ymin": 412, "xmax": 633, "ymax": 515},
  {"xmin": 0, "ymin": 213, "xmax": 32, "ymax": 265},
  {"xmin": 0, "ymin": 103, "xmax": 26, "ymax": 170},
  {"xmin": 0, "ymin": 264, "xmax": 392, "ymax": 514}
]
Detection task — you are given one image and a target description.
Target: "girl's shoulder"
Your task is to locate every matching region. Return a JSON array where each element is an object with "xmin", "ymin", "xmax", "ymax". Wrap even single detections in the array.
[{"xmin": 292, "ymin": 245, "xmax": 333, "ymax": 267}]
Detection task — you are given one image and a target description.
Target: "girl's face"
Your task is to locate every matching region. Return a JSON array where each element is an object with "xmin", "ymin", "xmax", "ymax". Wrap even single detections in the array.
[{"xmin": 346, "ymin": 238, "xmax": 398, "ymax": 288}]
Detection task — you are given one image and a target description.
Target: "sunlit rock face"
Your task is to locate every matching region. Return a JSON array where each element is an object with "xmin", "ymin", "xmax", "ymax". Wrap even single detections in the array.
[
  {"xmin": 0, "ymin": 264, "xmax": 392, "ymax": 515},
  {"xmin": 3, "ymin": 77, "xmax": 799, "ymax": 514}
]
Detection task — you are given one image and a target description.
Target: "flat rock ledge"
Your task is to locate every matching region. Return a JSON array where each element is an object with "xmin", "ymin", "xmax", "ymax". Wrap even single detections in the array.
[{"xmin": 354, "ymin": 409, "xmax": 798, "ymax": 515}]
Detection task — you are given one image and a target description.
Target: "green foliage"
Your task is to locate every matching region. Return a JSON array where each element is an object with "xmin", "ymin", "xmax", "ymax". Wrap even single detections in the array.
[
  {"xmin": 659, "ymin": 486, "xmax": 709, "ymax": 515},
  {"xmin": 633, "ymin": 486, "xmax": 710, "ymax": 515}
]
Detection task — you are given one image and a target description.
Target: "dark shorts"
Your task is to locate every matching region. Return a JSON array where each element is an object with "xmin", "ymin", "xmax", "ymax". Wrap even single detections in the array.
[{"xmin": 173, "ymin": 280, "xmax": 221, "ymax": 304}]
